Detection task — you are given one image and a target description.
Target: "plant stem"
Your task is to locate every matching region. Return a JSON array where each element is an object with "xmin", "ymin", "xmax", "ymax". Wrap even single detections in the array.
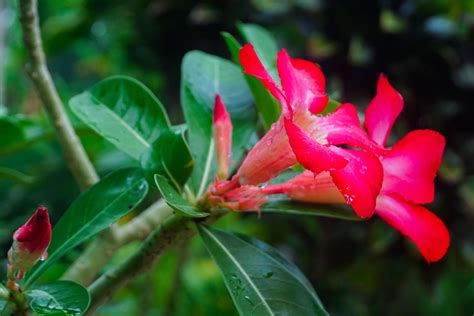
[
  {"xmin": 8, "ymin": 291, "xmax": 28, "ymax": 316},
  {"xmin": 86, "ymin": 215, "xmax": 194, "ymax": 315},
  {"xmin": 162, "ymin": 243, "xmax": 189, "ymax": 316},
  {"xmin": 18, "ymin": 0, "xmax": 98, "ymax": 190},
  {"xmin": 62, "ymin": 200, "xmax": 174, "ymax": 285},
  {"xmin": 86, "ymin": 212, "xmax": 224, "ymax": 314}
]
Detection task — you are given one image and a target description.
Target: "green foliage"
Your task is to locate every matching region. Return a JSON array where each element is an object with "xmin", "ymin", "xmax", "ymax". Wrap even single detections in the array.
[
  {"xmin": 223, "ymin": 24, "xmax": 282, "ymax": 130},
  {"xmin": 198, "ymin": 225, "xmax": 329, "ymax": 316},
  {"xmin": 180, "ymin": 51, "xmax": 256, "ymax": 196},
  {"xmin": 261, "ymin": 198, "xmax": 362, "ymax": 221},
  {"xmin": 321, "ymin": 99, "xmax": 341, "ymax": 115},
  {"xmin": 24, "ymin": 168, "xmax": 149, "ymax": 286},
  {"xmin": 69, "ymin": 76, "xmax": 171, "ymax": 160},
  {"xmin": 0, "ymin": 115, "xmax": 49, "ymax": 156},
  {"xmin": 140, "ymin": 129, "xmax": 193, "ymax": 191},
  {"xmin": 26, "ymin": 281, "xmax": 90, "ymax": 315},
  {"xmin": 0, "ymin": 300, "xmax": 6, "ymax": 314},
  {"xmin": 154, "ymin": 174, "xmax": 208, "ymax": 218},
  {"xmin": 237, "ymin": 23, "xmax": 279, "ymax": 80}
]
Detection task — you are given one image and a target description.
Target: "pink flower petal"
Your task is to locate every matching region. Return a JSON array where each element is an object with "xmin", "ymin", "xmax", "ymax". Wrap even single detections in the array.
[
  {"xmin": 222, "ymin": 185, "xmax": 267, "ymax": 212},
  {"xmin": 313, "ymin": 103, "xmax": 386, "ymax": 155},
  {"xmin": 237, "ymin": 118, "xmax": 296, "ymax": 185},
  {"xmin": 264, "ymin": 170, "xmax": 346, "ymax": 204},
  {"xmin": 382, "ymin": 130, "xmax": 445, "ymax": 204},
  {"xmin": 284, "ymin": 118, "xmax": 348, "ymax": 174},
  {"xmin": 330, "ymin": 149, "xmax": 383, "ymax": 218},
  {"xmin": 213, "ymin": 95, "xmax": 233, "ymax": 180},
  {"xmin": 277, "ymin": 50, "xmax": 328, "ymax": 114},
  {"xmin": 239, "ymin": 44, "xmax": 289, "ymax": 114},
  {"xmin": 364, "ymin": 74, "xmax": 404, "ymax": 147},
  {"xmin": 376, "ymin": 194, "xmax": 450, "ymax": 263}
]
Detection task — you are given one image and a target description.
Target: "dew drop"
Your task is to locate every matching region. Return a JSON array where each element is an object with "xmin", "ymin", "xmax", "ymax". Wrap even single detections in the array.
[
  {"xmin": 229, "ymin": 273, "xmax": 243, "ymax": 297},
  {"xmin": 244, "ymin": 295, "xmax": 255, "ymax": 307},
  {"xmin": 263, "ymin": 271, "xmax": 274, "ymax": 278},
  {"xmin": 343, "ymin": 193, "xmax": 355, "ymax": 204}
]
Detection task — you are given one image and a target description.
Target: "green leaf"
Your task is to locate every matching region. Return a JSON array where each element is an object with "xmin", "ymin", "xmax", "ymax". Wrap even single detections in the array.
[
  {"xmin": 155, "ymin": 174, "xmax": 208, "ymax": 218},
  {"xmin": 0, "ymin": 284, "xmax": 8, "ymax": 312},
  {"xmin": 24, "ymin": 168, "xmax": 149, "ymax": 286},
  {"xmin": 197, "ymin": 225, "xmax": 329, "ymax": 316},
  {"xmin": 221, "ymin": 32, "xmax": 241, "ymax": 64},
  {"xmin": 69, "ymin": 76, "xmax": 171, "ymax": 160},
  {"xmin": 0, "ymin": 300, "xmax": 11, "ymax": 315},
  {"xmin": 321, "ymin": 98, "xmax": 341, "ymax": 115},
  {"xmin": 181, "ymin": 51, "xmax": 256, "ymax": 196},
  {"xmin": 233, "ymin": 23, "xmax": 282, "ymax": 130},
  {"xmin": 141, "ymin": 129, "xmax": 194, "ymax": 191},
  {"xmin": 237, "ymin": 23, "xmax": 279, "ymax": 80},
  {"xmin": 261, "ymin": 198, "xmax": 362, "ymax": 221},
  {"xmin": 0, "ymin": 167, "xmax": 34, "ymax": 185},
  {"xmin": 0, "ymin": 115, "xmax": 49, "ymax": 156},
  {"xmin": 26, "ymin": 280, "xmax": 90, "ymax": 315}
]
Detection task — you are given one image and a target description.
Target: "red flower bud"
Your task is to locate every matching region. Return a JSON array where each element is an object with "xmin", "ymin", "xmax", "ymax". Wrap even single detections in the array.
[
  {"xmin": 8, "ymin": 205, "xmax": 52, "ymax": 278},
  {"xmin": 213, "ymin": 95, "xmax": 233, "ymax": 180}
]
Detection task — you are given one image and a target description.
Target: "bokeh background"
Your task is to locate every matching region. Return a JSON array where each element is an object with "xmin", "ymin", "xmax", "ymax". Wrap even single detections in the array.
[{"xmin": 1, "ymin": 0, "xmax": 474, "ymax": 315}]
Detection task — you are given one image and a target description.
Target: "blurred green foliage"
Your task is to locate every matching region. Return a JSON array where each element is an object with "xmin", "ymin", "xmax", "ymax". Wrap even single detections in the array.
[{"xmin": 1, "ymin": 0, "xmax": 473, "ymax": 315}]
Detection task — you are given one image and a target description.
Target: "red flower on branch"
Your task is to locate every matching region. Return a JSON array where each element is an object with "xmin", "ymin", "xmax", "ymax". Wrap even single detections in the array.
[
  {"xmin": 207, "ymin": 44, "xmax": 384, "ymax": 214},
  {"xmin": 236, "ymin": 44, "xmax": 385, "ymax": 216},
  {"xmin": 265, "ymin": 75, "xmax": 450, "ymax": 262}
]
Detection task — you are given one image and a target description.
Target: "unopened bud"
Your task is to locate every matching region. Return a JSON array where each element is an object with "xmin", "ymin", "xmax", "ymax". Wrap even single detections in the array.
[
  {"xmin": 7, "ymin": 205, "xmax": 52, "ymax": 281},
  {"xmin": 213, "ymin": 95, "xmax": 233, "ymax": 180}
]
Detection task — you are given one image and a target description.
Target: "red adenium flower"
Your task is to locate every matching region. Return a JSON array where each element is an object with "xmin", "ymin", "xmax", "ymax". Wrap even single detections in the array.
[
  {"xmin": 234, "ymin": 43, "xmax": 384, "ymax": 216},
  {"xmin": 264, "ymin": 75, "xmax": 450, "ymax": 262},
  {"xmin": 8, "ymin": 205, "xmax": 52, "ymax": 280},
  {"xmin": 207, "ymin": 44, "xmax": 384, "ymax": 214}
]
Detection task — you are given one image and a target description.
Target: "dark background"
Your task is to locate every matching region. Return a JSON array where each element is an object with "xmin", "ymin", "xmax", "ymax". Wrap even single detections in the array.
[{"xmin": 1, "ymin": 0, "xmax": 473, "ymax": 315}]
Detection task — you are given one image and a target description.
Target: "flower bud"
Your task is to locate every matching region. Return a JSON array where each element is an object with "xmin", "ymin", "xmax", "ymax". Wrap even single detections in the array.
[
  {"xmin": 213, "ymin": 95, "xmax": 233, "ymax": 180},
  {"xmin": 8, "ymin": 205, "xmax": 52, "ymax": 280}
]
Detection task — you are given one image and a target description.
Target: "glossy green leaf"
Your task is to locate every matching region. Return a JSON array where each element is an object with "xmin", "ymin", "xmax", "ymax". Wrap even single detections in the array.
[
  {"xmin": 232, "ymin": 23, "xmax": 282, "ymax": 130},
  {"xmin": 181, "ymin": 51, "xmax": 256, "ymax": 196},
  {"xmin": 261, "ymin": 198, "xmax": 361, "ymax": 221},
  {"xmin": 198, "ymin": 225, "xmax": 329, "ymax": 316},
  {"xmin": 24, "ymin": 168, "xmax": 149, "ymax": 286},
  {"xmin": 141, "ymin": 129, "xmax": 194, "ymax": 190},
  {"xmin": 155, "ymin": 174, "xmax": 208, "ymax": 218},
  {"xmin": 69, "ymin": 76, "xmax": 171, "ymax": 160},
  {"xmin": 26, "ymin": 281, "xmax": 90, "ymax": 315}
]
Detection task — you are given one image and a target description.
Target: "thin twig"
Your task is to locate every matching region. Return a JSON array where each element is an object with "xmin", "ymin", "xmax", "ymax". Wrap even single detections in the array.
[{"xmin": 19, "ymin": 0, "xmax": 98, "ymax": 190}]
